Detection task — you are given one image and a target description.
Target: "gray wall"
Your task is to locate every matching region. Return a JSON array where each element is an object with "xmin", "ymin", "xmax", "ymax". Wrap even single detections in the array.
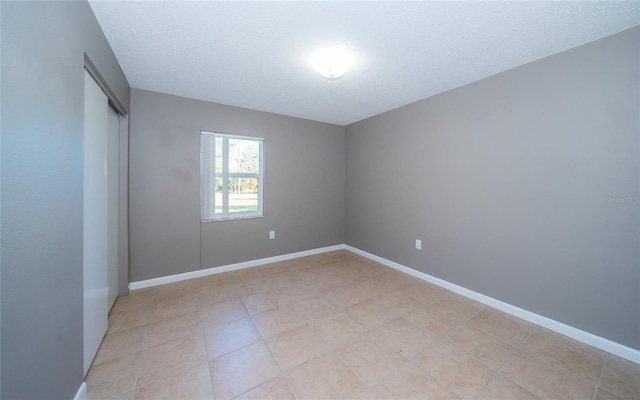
[
  {"xmin": 1, "ymin": 1, "xmax": 130, "ymax": 398},
  {"xmin": 129, "ymin": 89, "xmax": 345, "ymax": 281},
  {"xmin": 345, "ymin": 27, "xmax": 640, "ymax": 350}
]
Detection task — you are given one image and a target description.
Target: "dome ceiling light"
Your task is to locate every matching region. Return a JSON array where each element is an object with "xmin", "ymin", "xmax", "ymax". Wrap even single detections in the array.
[{"xmin": 312, "ymin": 47, "xmax": 352, "ymax": 79}]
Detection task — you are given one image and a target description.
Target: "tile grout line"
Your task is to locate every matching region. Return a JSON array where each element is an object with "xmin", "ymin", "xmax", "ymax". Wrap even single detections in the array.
[
  {"xmin": 591, "ymin": 353, "xmax": 608, "ymax": 400},
  {"xmin": 252, "ymin": 258, "xmax": 385, "ymax": 399},
  {"xmin": 129, "ymin": 288, "xmax": 156, "ymax": 399},
  {"xmin": 242, "ymin": 277, "xmax": 296, "ymax": 399},
  {"xmin": 160, "ymin": 257, "xmax": 448, "ymax": 398},
  {"xmin": 330, "ymin": 276, "xmax": 429, "ymax": 398},
  {"xmin": 489, "ymin": 325, "xmax": 602, "ymax": 399},
  {"xmin": 340, "ymin": 298, "xmax": 413, "ymax": 393},
  {"xmin": 277, "ymin": 262, "xmax": 358, "ymax": 399},
  {"xmin": 289, "ymin": 268, "xmax": 457, "ymax": 398},
  {"xmin": 360, "ymin": 357, "xmax": 409, "ymax": 397},
  {"xmin": 226, "ymin": 270, "xmax": 287, "ymax": 399},
  {"xmin": 467, "ymin": 318, "xmax": 530, "ymax": 350},
  {"xmin": 117, "ymin": 253, "xmax": 630, "ymax": 400},
  {"xmin": 407, "ymin": 329, "xmax": 467, "ymax": 399},
  {"xmin": 432, "ymin": 305, "xmax": 510, "ymax": 387},
  {"xmin": 281, "ymin": 374, "xmax": 300, "ymax": 400},
  {"xmin": 259, "ymin": 332, "xmax": 300, "ymax": 400},
  {"xmin": 233, "ymin": 258, "xmax": 360, "ymax": 399},
  {"xmin": 396, "ymin": 299, "xmax": 487, "ymax": 364},
  {"xmin": 516, "ymin": 327, "xmax": 607, "ymax": 391},
  {"xmin": 332, "ymin": 349, "xmax": 370, "ymax": 398},
  {"xmin": 470, "ymin": 325, "xmax": 539, "ymax": 400},
  {"xmin": 406, "ymin": 356, "xmax": 463, "ymax": 400},
  {"xmin": 194, "ymin": 285, "xmax": 218, "ymax": 400}
]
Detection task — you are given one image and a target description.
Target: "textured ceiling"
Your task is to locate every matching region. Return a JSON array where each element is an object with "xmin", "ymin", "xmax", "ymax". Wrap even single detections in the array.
[{"xmin": 89, "ymin": 1, "xmax": 640, "ymax": 126}]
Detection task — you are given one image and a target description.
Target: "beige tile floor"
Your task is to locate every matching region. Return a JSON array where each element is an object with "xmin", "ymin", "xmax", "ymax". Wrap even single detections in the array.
[{"xmin": 86, "ymin": 250, "xmax": 640, "ymax": 400}]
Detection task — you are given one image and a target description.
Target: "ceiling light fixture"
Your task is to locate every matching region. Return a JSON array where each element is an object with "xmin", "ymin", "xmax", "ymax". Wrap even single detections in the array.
[{"xmin": 313, "ymin": 48, "xmax": 352, "ymax": 79}]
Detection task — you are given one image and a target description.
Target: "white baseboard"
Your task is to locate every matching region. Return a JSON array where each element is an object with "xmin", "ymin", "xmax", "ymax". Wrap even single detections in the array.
[
  {"xmin": 127, "ymin": 243, "xmax": 639, "ymax": 364},
  {"xmin": 345, "ymin": 245, "xmax": 640, "ymax": 365},
  {"xmin": 74, "ymin": 382, "xmax": 87, "ymax": 400},
  {"xmin": 129, "ymin": 244, "xmax": 345, "ymax": 290}
]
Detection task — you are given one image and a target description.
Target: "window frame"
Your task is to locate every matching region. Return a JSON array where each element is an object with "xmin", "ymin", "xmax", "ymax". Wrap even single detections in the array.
[{"xmin": 200, "ymin": 131, "xmax": 264, "ymax": 221}]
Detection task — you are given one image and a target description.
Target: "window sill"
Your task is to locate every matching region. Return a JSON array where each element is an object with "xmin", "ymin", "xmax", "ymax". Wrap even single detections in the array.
[{"xmin": 201, "ymin": 215, "xmax": 264, "ymax": 223}]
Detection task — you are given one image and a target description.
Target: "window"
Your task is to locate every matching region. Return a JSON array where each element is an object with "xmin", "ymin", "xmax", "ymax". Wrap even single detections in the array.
[{"xmin": 201, "ymin": 131, "xmax": 264, "ymax": 221}]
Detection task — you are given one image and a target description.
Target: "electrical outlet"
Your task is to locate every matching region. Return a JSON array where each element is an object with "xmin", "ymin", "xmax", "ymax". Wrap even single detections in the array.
[
  {"xmin": 269, "ymin": 230, "xmax": 275, "ymax": 240},
  {"xmin": 415, "ymin": 239, "xmax": 422, "ymax": 250}
]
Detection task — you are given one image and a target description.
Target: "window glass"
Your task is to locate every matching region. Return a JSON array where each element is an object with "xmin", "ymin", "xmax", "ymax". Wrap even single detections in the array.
[{"xmin": 201, "ymin": 131, "xmax": 263, "ymax": 221}]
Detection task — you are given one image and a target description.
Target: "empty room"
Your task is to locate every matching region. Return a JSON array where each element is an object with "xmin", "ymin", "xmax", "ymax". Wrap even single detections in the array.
[{"xmin": 1, "ymin": 1, "xmax": 639, "ymax": 399}]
